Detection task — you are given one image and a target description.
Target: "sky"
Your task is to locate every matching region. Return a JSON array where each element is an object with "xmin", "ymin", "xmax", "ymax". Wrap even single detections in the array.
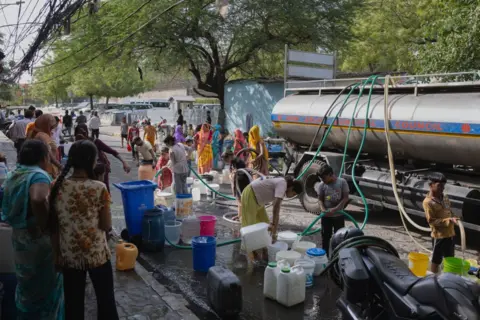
[{"xmin": 0, "ymin": 0, "xmax": 46, "ymax": 83}]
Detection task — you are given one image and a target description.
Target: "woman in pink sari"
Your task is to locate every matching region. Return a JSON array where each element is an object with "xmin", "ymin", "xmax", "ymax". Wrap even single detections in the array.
[{"xmin": 197, "ymin": 124, "xmax": 213, "ymax": 174}]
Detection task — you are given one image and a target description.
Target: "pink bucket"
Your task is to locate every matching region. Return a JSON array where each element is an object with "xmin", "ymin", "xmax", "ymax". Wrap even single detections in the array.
[{"xmin": 199, "ymin": 215, "xmax": 217, "ymax": 236}]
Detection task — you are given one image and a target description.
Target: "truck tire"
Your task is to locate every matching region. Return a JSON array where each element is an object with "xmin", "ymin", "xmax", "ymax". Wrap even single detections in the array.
[{"xmin": 298, "ymin": 160, "xmax": 327, "ymax": 214}]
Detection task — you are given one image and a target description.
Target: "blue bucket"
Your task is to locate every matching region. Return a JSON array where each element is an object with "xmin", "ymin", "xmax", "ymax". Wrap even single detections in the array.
[
  {"xmin": 192, "ymin": 236, "xmax": 216, "ymax": 272},
  {"xmin": 113, "ymin": 180, "xmax": 157, "ymax": 236},
  {"xmin": 142, "ymin": 208, "xmax": 165, "ymax": 252},
  {"xmin": 156, "ymin": 205, "xmax": 176, "ymax": 223}
]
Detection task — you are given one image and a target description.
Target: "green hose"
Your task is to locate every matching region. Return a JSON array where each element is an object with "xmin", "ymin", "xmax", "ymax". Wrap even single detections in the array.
[
  {"xmin": 171, "ymin": 77, "xmax": 378, "ymax": 247},
  {"xmin": 165, "ymin": 232, "xmax": 241, "ymax": 250}
]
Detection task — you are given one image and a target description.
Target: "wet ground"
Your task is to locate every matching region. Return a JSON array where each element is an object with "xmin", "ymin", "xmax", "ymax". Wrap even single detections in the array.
[
  {"xmin": 140, "ymin": 202, "xmax": 343, "ymax": 320},
  {"xmin": 100, "ymin": 133, "xmax": 480, "ymax": 320}
]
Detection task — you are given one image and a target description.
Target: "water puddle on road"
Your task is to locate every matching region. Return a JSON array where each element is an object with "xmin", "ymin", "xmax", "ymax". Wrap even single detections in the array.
[{"xmin": 140, "ymin": 203, "xmax": 343, "ymax": 320}]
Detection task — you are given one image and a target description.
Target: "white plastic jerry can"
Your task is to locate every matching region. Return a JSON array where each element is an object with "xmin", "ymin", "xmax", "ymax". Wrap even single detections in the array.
[
  {"xmin": 263, "ymin": 259, "xmax": 289, "ymax": 300},
  {"xmin": 276, "ymin": 266, "xmax": 306, "ymax": 307}
]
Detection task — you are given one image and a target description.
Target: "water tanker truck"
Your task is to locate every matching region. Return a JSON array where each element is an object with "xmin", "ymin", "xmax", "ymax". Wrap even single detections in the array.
[{"xmin": 271, "ymin": 72, "xmax": 480, "ymax": 232}]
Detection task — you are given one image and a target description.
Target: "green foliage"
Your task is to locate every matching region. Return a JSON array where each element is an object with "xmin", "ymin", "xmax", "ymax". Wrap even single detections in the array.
[
  {"xmin": 39, "ymin": 0, "xmax": 358, "ymax": 107},
  {"xmin": 340, "ymin": 0, "xmax": 480, "ymax": 74}
]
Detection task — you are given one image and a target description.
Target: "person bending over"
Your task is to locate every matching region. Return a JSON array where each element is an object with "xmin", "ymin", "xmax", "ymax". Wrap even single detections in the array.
[{"xmin": 316, "ymin": 163, "xmax": 350, "ymax": 255}]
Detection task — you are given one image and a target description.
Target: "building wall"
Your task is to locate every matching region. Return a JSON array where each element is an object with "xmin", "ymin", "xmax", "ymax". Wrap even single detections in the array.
[{"xmin": 224, "ymin": 80, "xmax": 284, "ymax": 136}]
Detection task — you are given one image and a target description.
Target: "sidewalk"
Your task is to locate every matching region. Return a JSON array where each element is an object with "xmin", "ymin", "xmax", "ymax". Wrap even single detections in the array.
[{"xmin": 86, "ymin": 239, "xmax": 199, "ymax": 320}]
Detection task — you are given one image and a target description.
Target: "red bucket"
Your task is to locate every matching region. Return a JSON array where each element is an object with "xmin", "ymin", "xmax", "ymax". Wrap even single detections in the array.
[{"xmin": 199, "ymin": 215, "xmax": 217, "ymax": 236}]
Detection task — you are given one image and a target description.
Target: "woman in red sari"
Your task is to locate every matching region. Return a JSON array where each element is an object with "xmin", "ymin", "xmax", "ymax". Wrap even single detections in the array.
[{"xmin": 233, "ymin": 128, "xmax": 247, "ymax": 161}]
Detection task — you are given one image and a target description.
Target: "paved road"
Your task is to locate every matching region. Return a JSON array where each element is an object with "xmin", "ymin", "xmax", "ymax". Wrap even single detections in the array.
[{"xmin": 101, "ymin": 132, "xmax": 480, "ymax": 320}]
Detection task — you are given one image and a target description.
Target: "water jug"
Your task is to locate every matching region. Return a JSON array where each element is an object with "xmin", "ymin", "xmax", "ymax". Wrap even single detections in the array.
[
  {"xmin": 263, "ymin": 260, "xmax": 289, "ymax": 300},
  {"xmin": 138, "ymin": 163, "xmax": 155, "ymax": 180},
  {"xmin": 192, "ymin": 188, "xmax": 201, "ymax": 202},
  {"xmin": 186, "ymin": 177, "xmax": 194, "ymax": 193},
  {"xmin": 276, "ymin": 266, "xmax": 306, "ymax": 307},
  {"xmin": 141, "ymin": 208, "xmax": 165, "ymax": 252},
  {"xmin": 207, "ymin": 266, "xmax": 242, "ymax": 318},
  {"xmin": 175, "ymin": 194, "xmax": 193, "ymax": 219},
  {"xmin": 181, "ymin": 216, "xmax": 200, "ymax": 244},
  {"xmin": 240, "ymin": 222, "xmax": 271, "ymax": 253},
  {"xmin": 116, "ymin": 240, "xmax": 139, "ymax": 271}
]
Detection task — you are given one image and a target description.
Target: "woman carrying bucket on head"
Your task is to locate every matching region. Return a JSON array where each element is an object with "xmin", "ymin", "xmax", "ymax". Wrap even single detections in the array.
[
  {"xmin": 248, "ymin": 125, "xmax": 269, "ymax": 176},
  {"xmin": 196, "ymin": 123, "xmax": 213, "ymax": 174}
]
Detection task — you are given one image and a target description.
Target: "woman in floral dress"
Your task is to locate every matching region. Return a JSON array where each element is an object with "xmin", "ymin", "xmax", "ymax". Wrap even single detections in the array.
[{"xmin": 49, "ymin": 140, "xmax": 119, "ymax": 320}]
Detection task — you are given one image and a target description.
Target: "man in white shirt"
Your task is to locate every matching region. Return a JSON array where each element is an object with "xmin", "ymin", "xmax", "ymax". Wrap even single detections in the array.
[
  {"xmin": 88, "ymin": 111, "xmax": 101, "ymax": 139},
  {"xmin": 133, "ymin": 137, "xmax": 156, "ymax": 166},
  {"xmin": 240, "ymin": 176, "xmax": 303, "ymax": 240},
  {"xmin": 164, "ymin": 135, "xmax": 189, "ymax": 194}
]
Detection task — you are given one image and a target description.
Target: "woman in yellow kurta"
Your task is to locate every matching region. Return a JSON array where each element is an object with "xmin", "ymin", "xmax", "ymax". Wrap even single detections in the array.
[
  {"xmin": 143, "ymin": 121, "xmax": 157, "ymax": 152},
  {"xmin": 197, "ymin": 123, "xmax": 213, "ymax": 174},
  {"xmin": 248, "ymin": 125, "xmax": 269, "ymax": 176}
]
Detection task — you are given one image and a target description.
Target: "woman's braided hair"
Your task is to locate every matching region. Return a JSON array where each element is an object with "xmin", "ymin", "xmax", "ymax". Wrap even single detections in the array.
[{"xmin": 49, "ymin": 140, "xmax": 98, "ymax": 231}]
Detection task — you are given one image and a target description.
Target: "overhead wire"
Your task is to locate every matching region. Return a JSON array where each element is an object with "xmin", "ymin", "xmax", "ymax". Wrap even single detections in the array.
[
  {"xmin": 32, "ymin": 0, "xmax": 186, "ymax": 84},
  {"xmin": 11, "ymin": 0, "xmax": 23, "ymax": 59},
  {"xmin": 35, "ymin": 0, "xmax": 156, "ymax": 70}
]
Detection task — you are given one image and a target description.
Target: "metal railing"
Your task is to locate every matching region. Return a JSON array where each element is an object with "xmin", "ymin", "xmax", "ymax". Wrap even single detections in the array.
[{"xmin": 284, "ymin": 71, "xmax": 480, "ymax": 94}]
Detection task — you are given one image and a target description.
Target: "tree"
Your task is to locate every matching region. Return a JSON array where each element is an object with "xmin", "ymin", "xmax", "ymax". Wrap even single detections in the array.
[
  {"xmin": 339, "ymin": 0, "xmax": 423, "ymax": 73},
  {"xmin": 339, "ymin": 0, "xmax": 480, "ymax": 75},
  {"xmin": 53, "ymin": 0, "xmax": 358, "ymax": 125},
  {"xmin": 32, "ymin": 58, "xmax": 71, "ymax": 107}
]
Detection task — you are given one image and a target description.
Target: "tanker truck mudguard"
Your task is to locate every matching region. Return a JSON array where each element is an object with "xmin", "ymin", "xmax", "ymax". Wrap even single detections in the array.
[{"xmin": 273, "ymin": 72, "xmax": 480, "ymax": 232}]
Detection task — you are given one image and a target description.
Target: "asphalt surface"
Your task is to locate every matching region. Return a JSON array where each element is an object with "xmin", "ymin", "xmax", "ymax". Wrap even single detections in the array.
[{"xmin": 101, "ymin": 133, "xmax": 480, "ymax": 320}]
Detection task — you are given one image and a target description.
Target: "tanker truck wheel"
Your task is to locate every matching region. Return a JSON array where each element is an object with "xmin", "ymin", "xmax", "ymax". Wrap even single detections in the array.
[{"xmin": 298, "ymin": 160, "xmax": 325, "ymax": 214}]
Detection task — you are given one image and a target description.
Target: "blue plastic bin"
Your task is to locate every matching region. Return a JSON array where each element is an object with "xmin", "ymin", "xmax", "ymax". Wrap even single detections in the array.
[
  {"xmin": 192, "ymin": 236, "xmax": 216, "ymax": 272},
  {"xmin": 113, "ymin": 180, "xmax": 157, "ymax": 236}
]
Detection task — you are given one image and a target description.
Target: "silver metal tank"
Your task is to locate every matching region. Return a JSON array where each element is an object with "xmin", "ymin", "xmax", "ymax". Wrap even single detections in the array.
[{"xmin": 272, "ymin": 92, "xmax": 480, "ymax": 167}]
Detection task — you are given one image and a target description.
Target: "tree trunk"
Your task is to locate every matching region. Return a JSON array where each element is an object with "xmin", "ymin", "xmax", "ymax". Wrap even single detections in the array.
[
  {"xmin": 216, "ymin": 73, "xmax": 226, "ymax": 128},
  {"xmin": 54, "ymin": 94, "xmax": 58, "ymax": 108},
  {"xmin": 105, "ymin": 96, "xmax": 110, "ymax": 107},
  {"xmin": 89, "ymin": 94, "xmax": 94, "ymax": 110}
]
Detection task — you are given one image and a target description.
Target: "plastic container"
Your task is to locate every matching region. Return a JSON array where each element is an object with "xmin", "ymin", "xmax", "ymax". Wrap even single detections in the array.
[
  {"xmin": 408, "ymin": 252, "xmax": 430, "ymax": 277},
  {"xmin": 155, "ymin": 190, "xmax": 175, "ymax": 207},
  {"xmin": 277, "ymin": 231, "xmax": 298, "ymax": 249},
  {"xmin": 267, "ymin": 241, "xmax": 288, "ymax": 262},
  {"xmin": 116, "ymin": 240, "xmax": 139, "ymax": 271},
  {"xmin": 207, "ymin": 184, "xmax": 220, "ymax": 200},
  {"xmin": 207, "ymin": 266, "xmax": 242, "ymax": 318},
  {"xmin": 156, "ymin": 205, "xmax": 175, "ymax": 223},
  {"xmin": 222, "ymin": 169, "xmax": 230, "ymax": 182},
  {"xmin": 208, "ymin": 171, "xmax": 220, "ymax": 184},
  {"xmin": 240, "ymin": 222, "xmax": 271, "ymax": 253},
  {"xmin": 193, "ymin": 179, "xmax": 203, "ymax": 193},
  {"xmin": 138, "ymin": 163, "xmax": 155, "ymax": 180},
  {"xmin": 141, "ymin": 208, "xmax": 165, "ymax": 252},
  {"xmin": 181, "ymin": 216, "xmax": 201, "ymax": 245},
  {"xmin": 294, "ymin": 258, "xmax": 315, "ymax": 287},
  {"xmin": 292, "ymin": 241, "xmax": 316, "ymax": 256},
  {"xmin": 443, "ymin": 257, "xmax": 471, "ymax": 276},
  {"xmin": 192, "ymin": 188, "xmax": 201, "ymax": 202},
  {"xmin": 186, "ymin": 177, "xmax": 194, "ymax": 193},
  {"xmin": 306, "ymin": 248, "xmax": 328, "ymax": 276},
  {"xmin": 199, "ymin": 215, "xmax": 217, "ymax": 236},
  {"xmin": 276, "ymin": 250, "xmax": 302, "ymax": 266},
  {"xmin": 192, "ymin": 236, "xmax": 216, "ymax": 272},
  {"xmin": 263, "ymin": 260, "xmax": 289, "ymax": 300},
  {"xmin": 175, "ymin": 194, "xmax": 193, "ymax": 219},
  {"xmin": 113, "ymin": 180, "xmax": 157, "ymax": 236},
  {"xmin": 165, "ymin": 220, "xmax": 182, "ymax": 246},
  {"xmin": 276, "ymin": 266, "xmax": 306, "ymax": 307}
]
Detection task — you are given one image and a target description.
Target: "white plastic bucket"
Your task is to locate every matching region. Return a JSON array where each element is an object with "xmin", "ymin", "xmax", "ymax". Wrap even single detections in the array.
[
  {"xmin": 306, "ymin": 248, "xmax": 328, "ymax": 276},
  {"xmin": 207, "ymin": 184, "xmax": 220, "ymax": 199},
  {"xmin": 192, "ymin": 188, "xmax": 201, "ymax": 202},
  {"xmin": 155, "ymin": 190, "xmax": 175, "ymax": 207},
  {"xmin": 294, "ymin": 258, "xmax": 315, "ymax": 287},
  {"xmin": 267, "ymin": 241, "xmax": 288, "ymax": 262},
  {"xmin": 292, "ymin": 241, "xmax": 316, "ymax": 256},
  {"xmin": 277, "ymin": 231, "xmax": 298, "ymax": 249},
  {"xmin": 165, "ymin": 220, "xmax": 182, "ymax": 246},
  {"xmin": 276, "ymin": 250, "xmax": 301, "ymax": 266}
]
